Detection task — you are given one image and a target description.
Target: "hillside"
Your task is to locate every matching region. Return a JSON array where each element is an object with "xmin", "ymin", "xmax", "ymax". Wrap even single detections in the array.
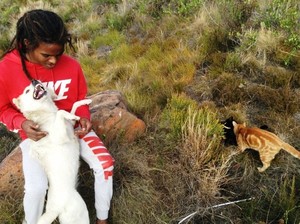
[{"xmin": 1, "ymin": 0, "xmax": 300, "ymax": 223}]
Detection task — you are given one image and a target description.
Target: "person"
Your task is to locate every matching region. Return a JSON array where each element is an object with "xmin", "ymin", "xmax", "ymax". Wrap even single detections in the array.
[{"xmin": 0, "ymin": 9, "xmax": 114, "ymax": 224}]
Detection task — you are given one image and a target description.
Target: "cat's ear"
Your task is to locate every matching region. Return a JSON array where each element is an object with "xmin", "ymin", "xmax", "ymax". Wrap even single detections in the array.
[{"xmin": 232, "ymin": 121, "xmax": 237, "ymax": 126}]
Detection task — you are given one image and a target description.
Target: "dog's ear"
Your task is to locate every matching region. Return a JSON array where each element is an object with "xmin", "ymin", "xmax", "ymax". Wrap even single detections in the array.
[{"xmin": 12, "ymin": 98, "xmax": 20, "ymax": 109}]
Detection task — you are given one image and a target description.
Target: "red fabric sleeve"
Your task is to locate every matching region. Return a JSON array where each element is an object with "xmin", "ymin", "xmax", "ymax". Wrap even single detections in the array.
[
  {"xmin": 0, "ymin": 86, "xmax": 26, "ymax": 132},
  {"xmin": 74, "ymin": 66, "xmax": 91, "ymax": 120}
]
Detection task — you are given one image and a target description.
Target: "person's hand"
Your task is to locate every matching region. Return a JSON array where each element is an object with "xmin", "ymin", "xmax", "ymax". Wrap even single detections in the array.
[
  {"xmin": 75, "ymin": 117, "xmax": 92, "ymax": 137},
  {"xmin": 21, "ymin": 120, "xmax": 48, "ymax": 141}
]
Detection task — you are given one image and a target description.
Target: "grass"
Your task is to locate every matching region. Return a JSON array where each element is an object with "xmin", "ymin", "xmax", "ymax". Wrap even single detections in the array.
[
  {"xmin": 1, "ymin": 0, "xmax": 300, "ymax": 223},
  {"xmin": 0, "ymin": 195, "xmax": 23, "ymax": 224},
  {"xmin": 0, "ymin": 124, "xmax": 20, "ymax": 162}
]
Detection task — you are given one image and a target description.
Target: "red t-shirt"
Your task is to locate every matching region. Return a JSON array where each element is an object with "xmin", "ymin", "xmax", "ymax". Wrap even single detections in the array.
[{"xmin": 0, "ymin": 50, "xmax": 90, "ymax": 139}]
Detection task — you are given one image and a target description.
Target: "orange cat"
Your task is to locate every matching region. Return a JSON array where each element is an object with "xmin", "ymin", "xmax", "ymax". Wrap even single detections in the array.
[{"xmin": 232, "ymin": 121, "xmax": 300, "ymax": 172}]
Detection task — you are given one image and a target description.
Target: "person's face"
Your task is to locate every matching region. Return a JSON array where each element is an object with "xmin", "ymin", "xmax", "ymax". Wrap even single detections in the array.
[{"xmin": 25, "ymin": 42, "xmax": 64, "ymax": 69}]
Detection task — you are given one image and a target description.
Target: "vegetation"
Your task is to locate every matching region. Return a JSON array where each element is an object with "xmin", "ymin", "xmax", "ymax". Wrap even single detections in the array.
[{"xmin": 1, "ymin": 0, "xmax": 300, "ymax": 223}]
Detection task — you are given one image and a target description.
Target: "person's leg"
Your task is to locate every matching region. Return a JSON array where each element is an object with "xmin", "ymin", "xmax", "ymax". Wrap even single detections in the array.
[
  {"xmin": 20, "ymin": 139, "xmax": 48, "ymax": 224},
  {"xmin": 79, "ymin": 131, "xmax": 114, "ymax": 222}
]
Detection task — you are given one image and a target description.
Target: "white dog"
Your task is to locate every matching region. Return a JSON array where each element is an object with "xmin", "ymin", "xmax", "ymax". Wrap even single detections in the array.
[{"xmin": 13, "ymin": 80, "xmax": 90, "ymax": 224}]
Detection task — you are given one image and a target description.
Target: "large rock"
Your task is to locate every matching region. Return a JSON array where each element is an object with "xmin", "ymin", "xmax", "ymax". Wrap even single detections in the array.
[
  {"xmin": 90, "ymin": 90, "xmax": 146, "ymax": 144},
  {"xmin": 0, "ymin": 90, "xmax": 146, "ymax": 197}
]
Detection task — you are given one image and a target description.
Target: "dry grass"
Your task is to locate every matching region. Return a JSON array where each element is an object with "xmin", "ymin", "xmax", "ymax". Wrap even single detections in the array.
[
  {"xmin": 1, "ymin": 0, "xmax": 300, "ymax": 223},
  {"xmin": 0, "ymin": 195, "xmax": 23, "ymax": 223}
]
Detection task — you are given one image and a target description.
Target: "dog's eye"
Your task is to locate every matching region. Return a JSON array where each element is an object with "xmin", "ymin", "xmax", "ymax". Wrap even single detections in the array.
[{"xmin": 25, "ymin": 89, "xmax": 30, "ymax": 94}]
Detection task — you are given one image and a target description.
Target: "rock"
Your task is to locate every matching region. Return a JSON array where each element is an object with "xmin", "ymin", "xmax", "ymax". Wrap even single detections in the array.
[
  {"xmin": 0, "ymin": 147, "xmax": 24, "ymax": 197},
  {"xmin": 0, "ymin": 90, "xmax": 146, "ymax": 197},
  {"xmin": 89, "ymin": 90, "xmax": 146, "ymax": 144}
]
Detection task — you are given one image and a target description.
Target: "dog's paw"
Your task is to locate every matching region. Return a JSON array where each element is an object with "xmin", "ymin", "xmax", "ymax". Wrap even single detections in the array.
[
  {"xmin": 73, "ymin": 115, "xmax": 80, "ymax": 121},
  {"xmin": 67, "ymin": 114, "xmax": 80, "ymax": 121},
  {"xmin": 58, "ymin": 110, "xmax": 80, "ymax": 121}
]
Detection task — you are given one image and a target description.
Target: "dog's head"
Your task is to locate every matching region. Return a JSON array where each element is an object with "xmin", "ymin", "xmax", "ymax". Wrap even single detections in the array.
[
  {"xmin": 13, "ymin": 80, "xmax": 57, "ymax": 115},
  {"xmin": 31, "ymin": 79, "xmax": 47, "ymax": 100}
]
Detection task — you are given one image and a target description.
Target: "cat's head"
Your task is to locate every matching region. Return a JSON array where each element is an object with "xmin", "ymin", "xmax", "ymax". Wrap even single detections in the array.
[
  {"xmin": 234, "ymin": 121, "xmax": 273, "ymax": 133},
  {"xmin": 222, "ymin": 116, "xmax": 237, "ymax": 146},
  {"xmin": 232, "ymin": 120, "xmax": 247, "ymax": 134}
]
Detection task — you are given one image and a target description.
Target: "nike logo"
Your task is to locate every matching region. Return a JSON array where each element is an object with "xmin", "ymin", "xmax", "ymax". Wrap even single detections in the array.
[{"xmin": 43, "ymin": 79, "xmax": 71, "ymax": 100}]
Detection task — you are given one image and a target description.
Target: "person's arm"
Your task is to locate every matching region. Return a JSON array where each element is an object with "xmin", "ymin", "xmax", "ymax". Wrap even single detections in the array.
[
  {"xmin": 74, "ymin": 66, "xmax": 92, "ymax": 137},
  {"xmin": 0, "ymin": 90, "xmax": 47, "ymax": 140},
  {"xmin": 75, "ymin": 66, "xmax": 91, "ymax": 119},
  {"xmin": 0, "ymin": 96, "xmax": 26, "ymax": 131}
]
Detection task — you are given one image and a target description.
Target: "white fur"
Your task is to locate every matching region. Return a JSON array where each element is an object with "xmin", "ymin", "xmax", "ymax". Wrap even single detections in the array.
[{"xmin": 13, "ymin": 82, "xmax": 90, "ymax": 224}]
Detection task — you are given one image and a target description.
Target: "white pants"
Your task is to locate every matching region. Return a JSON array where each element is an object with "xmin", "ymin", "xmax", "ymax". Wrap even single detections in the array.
[{"xmin": 20, "ymin": 131, "xmax": 114, "ymax": 224}]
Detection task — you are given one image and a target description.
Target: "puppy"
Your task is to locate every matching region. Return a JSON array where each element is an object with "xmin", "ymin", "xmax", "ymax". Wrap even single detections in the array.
[{"xmin": 13, "ymin": 80, "xmax": 90, "ymax": 224}]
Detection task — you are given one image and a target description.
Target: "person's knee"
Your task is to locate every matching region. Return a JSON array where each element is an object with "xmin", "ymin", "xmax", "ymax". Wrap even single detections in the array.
[
  {"xmin": 96, "ymin": 153, "xmax": 114, "ymax": 170},
  {"xmin": 93, "ymin": 162, "xmax": 114, "ymax": 180}
]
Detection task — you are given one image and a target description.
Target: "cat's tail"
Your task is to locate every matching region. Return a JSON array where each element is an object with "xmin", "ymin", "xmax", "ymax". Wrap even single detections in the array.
[{"xmin": 282, "ymin": 142, "xmax": 300, "ymax": 159}]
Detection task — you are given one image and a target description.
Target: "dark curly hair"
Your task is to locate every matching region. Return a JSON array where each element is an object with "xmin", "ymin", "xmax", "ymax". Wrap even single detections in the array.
[{"xmin": 1, "ymin": 9, "xmax": 75, "ymax": 80}]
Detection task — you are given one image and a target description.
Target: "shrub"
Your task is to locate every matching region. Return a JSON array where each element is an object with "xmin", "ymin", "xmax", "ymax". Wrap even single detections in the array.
[{"xmin": 91, "ymin": 30, "xmax": 126, "ymax": 49}]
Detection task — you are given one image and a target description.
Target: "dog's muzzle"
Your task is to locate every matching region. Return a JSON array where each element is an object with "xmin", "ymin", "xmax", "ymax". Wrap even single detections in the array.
[{"xmin": 32, "ymin": 80, "xmax": 47, "ymax": 100}]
